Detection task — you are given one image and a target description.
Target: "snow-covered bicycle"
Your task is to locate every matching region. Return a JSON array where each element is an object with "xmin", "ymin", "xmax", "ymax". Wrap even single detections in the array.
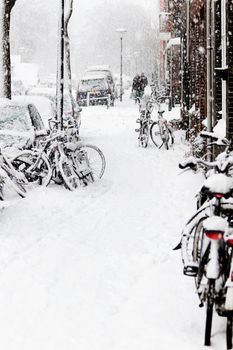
[
  {"xmin": 11, "ymin": 120, "xmax": 106, "ymax": 190},
  {"xmin": 178, "ymin": 154, "xmax": 233, "ymax": 348},
  {"xmin": 135, "ymin": 100, "xmax": 153, "ymax": 148},
  {"xmin": 150, "ymin": 110, "xmax": 174, "ymax": 150},
  {"xmin": 56, "ymin": 118, "xmax": 106, "ymax": 183}
]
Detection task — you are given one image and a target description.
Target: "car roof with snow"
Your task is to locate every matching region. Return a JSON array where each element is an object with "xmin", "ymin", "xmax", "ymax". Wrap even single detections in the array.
[
  {"xmin": 12, "ymin": 95, "xmax": 55, "ymax": 128},
  {"xmin": 86, "ymin": 65, "xmax": 111, "ymax": 72},
  {"xmin": 0, "ymin": 97, "xmax": 29, "ymax": 108},
  {"xmin": 80, "ymin": 74, "xmax": 108, "ymax": 81},
  {"xmin": 26, "ymin": 86, "xmax": 76, "ymax": 100},
  {"xmin": 27, "ymin": 86, "xmax": 56, "ymax": 96},
  {"xmin": 0, "ymin": 98, "xmax": 45, "ymax": 153}
]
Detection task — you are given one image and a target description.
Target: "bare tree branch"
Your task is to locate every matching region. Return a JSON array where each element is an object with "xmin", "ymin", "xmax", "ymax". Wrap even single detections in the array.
[{"xmin": 64, "ymin": 0, "xmax": 73, "ymax": 30}]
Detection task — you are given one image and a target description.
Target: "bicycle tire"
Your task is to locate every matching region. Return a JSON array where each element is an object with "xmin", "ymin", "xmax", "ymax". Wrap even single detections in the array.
[
  {"xmin": 227, "ymin": 317, "xmax": 233, "ymax": 350},
  {"xmin": 58, "ymin": 155, "xmax": 80, "ymax": 191},
  {"xmin": 150, "ymin": 121, "xmax": 163, "ymax": 148},
  {"xmin": 193, "ymin": 217, "xmax": 206, "ymax": 264},
  {"xmin": 0, "ymin": 168, "xmax": 26, "ymax": 198},
  {"xmin": 164, "ymin": 139, "xmax": 169, "ymax": 150},
  {"xmin": 69, "ymin": 152, "xmax": 94, "ymax": 186},
  {"xmin": 139, "ymin": 123, "xmax": 149, "ymax": 148},
  {"xmin": 205, "ymin": 279, "xmax": 215, "ymax": 346},
  {"xmin": 162, "ymin": 128, "xmax": 171, "ymax": 150},
  {"xmin": 74, "ymin": 144, "xmax": 106, "ymax": 180},
  {"xmin": 12, "ymin": 151, "xmax": 52, "ymax": 187},
  {"xmin": 0, "ymin": 179, "xmax": 3, "ymax": 200}
]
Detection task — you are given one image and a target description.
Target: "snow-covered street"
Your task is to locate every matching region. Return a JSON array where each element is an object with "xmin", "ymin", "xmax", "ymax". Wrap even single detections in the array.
[{"xmin": 0, "ymin": 97, "xmax": 227, "ymax": 349}]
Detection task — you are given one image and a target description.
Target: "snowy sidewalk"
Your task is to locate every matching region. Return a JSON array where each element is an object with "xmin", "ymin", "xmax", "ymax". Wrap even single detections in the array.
[{"xmin": 0, "ymin": 98, "xmax": 226, "ymax": 349}]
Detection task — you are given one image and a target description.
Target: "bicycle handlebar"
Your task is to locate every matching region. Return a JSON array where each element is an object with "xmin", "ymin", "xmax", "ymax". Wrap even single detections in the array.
[
  {"xmin": 200, "ymin": 131, "xmax": 230, "ymax": 146},
  {"xmin": 179, "ymin": 159, "xmax": 197, "ymax": 170},
  {"xmin": 179, "ymin": 156, "xmax": 233, "ymax": 174}
]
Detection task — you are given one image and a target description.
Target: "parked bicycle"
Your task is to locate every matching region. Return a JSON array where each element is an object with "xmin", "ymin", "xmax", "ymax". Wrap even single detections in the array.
[
  {"xmin": 176, "ymin": 139, "xmax": 233, "ymax": 349},
  {"xmin": 11, "ymin": 118, "xmax": 106, "ymax": 190},
  {"xmin": 150, "ymin": 110, "xmax": 174, "ymax": 150},
  {"xmin": 56, "ymin": 117, "xmax": 106, "ymax": 183},
  {"xmin": 135, "ymin": 99, "xmax": 153, "ymax": 148}
]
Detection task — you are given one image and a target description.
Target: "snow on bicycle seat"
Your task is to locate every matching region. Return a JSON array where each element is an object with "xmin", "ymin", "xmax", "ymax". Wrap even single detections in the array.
[
  {"xmin": 203, "ymin": 216, "xmax": 228, "ymax": 233},
  {"xmin": 201, "ymin": 173, "xmax": 233, "ymax": 198},
  {"xmin": 158, "ymin": 110, "xmax": 165, "ymax": 114}
]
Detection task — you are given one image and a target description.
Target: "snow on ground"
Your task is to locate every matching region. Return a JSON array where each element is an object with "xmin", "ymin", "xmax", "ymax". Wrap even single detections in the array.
[{"xmin": 0, "ymin": 95, "xmax": 227, "ymax": 349}]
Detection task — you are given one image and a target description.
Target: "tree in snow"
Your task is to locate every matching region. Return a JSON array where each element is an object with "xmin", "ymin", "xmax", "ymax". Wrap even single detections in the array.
[
  {"xmin": 56, "ymin": 0, "xmax": 74, "ymax": 127},
  {"xmin": 0, "ymin": 0, "xmax": 17, "ymax": 98},
  {"xmin": 64, "ymin": 0, "xmax": 75, "ymax": 117}
]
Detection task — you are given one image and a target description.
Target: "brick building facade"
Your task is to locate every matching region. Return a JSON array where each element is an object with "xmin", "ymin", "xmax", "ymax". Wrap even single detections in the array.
[{"xmin": 166, "ymin": 0, "xmax": 233, "ymax": 141}]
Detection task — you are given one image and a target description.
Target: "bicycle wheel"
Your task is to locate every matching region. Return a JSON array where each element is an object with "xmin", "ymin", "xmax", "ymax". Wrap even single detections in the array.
[
  {"xmin": 58, "ymin": 155, "xmax": 80, "ymax": 191},
  {"xmin": 12, "ymin": 151, "xmax": 52, "ymax": 186},
  {"xmin": 139, "ymin": 123, "xmax": 149, "ymax": 148},
  {"xmin": 74, "ymin": 144, "xmax": 106, "ymax": 180},
  {"xmin": 162, "ymin": 127, "xmax": 172, "ymax": 150},
  {"xmin": 0, "ymin": 168, "xmax": 26, "ymax": 198},
  {"xmin": 164, "ymin": 134, "xmax": 169, "ymax": 150},
  {"xmin": 227, "ymin": 317, "xmax": 233, "ymax": 350},
  {"xmin": 0, "ymin": 179, "xmax": 4, "ymax": 200},
  {"xmin": 205, "ymin": 279, "xmax": 215, "ymax": 346},
  {"xmin": 193, "ymin": 217, "xmax": 206, "ymax": 264},
  {"xmin": 150, "ymin": 121, "xmax": 163, "ymax": 148}
]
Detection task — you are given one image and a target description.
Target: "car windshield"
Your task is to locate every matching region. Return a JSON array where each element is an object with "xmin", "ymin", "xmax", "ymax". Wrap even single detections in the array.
[
  {"xmin": 0, "ymin": 105, "xmax": 31, "ymax": 132},
  {"xmin": 80, "ymin": 79, "xmax": 106, "ymax": 90}
]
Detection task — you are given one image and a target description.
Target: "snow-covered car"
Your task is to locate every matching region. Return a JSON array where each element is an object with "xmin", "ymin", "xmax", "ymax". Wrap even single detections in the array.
[
  {"xmin": 77, "ymin": 74, "xmax": 114, "ymax": 106},
  {"xmin": 26, "ymin": 86, "xmax": 81, "ymax": 128},
  {"xmin": 85, "ymin": 65, "xmax": 116, "ymax": 99},
  {"xmin": 0, "ymin": 98, "xmax": 47, "ymax": 152},
  {"xmin": 13, "ymin": 95, "xmax": 56, "ymax": 129}
]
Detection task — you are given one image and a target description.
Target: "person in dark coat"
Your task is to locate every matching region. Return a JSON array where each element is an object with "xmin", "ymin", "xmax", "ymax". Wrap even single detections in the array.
[{"xmin": 140, "ymin": 72, "xmax": 148, "ymax": 91}]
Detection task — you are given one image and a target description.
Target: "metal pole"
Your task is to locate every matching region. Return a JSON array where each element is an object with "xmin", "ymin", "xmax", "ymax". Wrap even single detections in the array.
[
  {"xmin": 170, "ymin": 46, "xmax": 173, "ymax": 111},
  {"xmin": 211, "ymin": 0, "xmax": 216, "ymax": 127},
  {"xmin": 206, "ymin": 0, "xmax": 212, "ymax": 132},
  {"xmin": 60, "ymin": 0, "xmax": 65, "ymax": 129},
  {"xmin": 120, "ymin": 36, "xmax": 123, "ymax": 102},
  {"xmin": 186, "ymin": 0, "xmax": 190, "ymax": 112},
  {"xmin": 221, "ymin": 0, "xmax": 227, "ymax": 132}
]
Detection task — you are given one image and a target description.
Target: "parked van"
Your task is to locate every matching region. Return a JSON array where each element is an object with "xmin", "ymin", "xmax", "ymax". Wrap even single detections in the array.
[
  {"xmin": 85, "ymin": 65, "xmax": 116, "ymax": 100},
  {"xmin": 77, "ymin": 74, "xmax": 114, "ymax": 106}
]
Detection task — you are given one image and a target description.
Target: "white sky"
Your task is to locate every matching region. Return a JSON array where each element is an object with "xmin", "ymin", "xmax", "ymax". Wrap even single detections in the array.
[
  {"xmin": 72, "ymin": 0, "xmax": 159, "ymax": 21},
  {"xmin": 11, "ymin": 0, "xmax": 160, "ymax": 77}
]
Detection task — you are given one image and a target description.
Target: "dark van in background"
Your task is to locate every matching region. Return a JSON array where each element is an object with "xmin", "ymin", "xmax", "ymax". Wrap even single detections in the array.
[{"xmin": 77, "ymin": 73, "xmax": 114, "ymax": 106}]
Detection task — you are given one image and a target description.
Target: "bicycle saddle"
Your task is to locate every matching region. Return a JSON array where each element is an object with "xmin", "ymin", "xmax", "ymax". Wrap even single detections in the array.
[{"xmin": 158, "ymin": 110, "xmax": 165, "ymax": 115}]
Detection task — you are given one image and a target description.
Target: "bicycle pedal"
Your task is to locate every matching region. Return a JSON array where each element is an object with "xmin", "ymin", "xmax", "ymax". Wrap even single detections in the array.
[{"xmin": 135, "ymin": 128, "xmax": 140, "ymax": 132}]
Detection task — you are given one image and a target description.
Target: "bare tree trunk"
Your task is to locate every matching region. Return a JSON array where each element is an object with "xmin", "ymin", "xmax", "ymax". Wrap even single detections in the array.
[
  {"xmin": 64, "ymin": 0, "xmax": 75, "ymax": 117},
  {"xmin": 0, "ymin": 0, "xmax": 17, "ymax": 99},
  {"xmin": 56, "ymin": 0, "xmax": 65, "ymax": 128}
]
